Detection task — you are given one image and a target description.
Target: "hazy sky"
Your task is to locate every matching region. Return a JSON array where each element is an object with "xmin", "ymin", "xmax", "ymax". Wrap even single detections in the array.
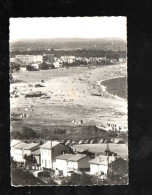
[{"xmin": 10, "ymin": 17, "xmax": 127, "ymax": 41}]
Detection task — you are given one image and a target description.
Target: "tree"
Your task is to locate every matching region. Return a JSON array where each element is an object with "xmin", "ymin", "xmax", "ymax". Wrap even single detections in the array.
[
  {"xmin": 78, "ymin": 150, "xmax": 95, "ymax": 158},
  {"xmin": 40, "ymin": 62, "xmax": 50, "ymax": 70},
  {"xmin": 24, "ymin": 154, "xmax": 37, "ymax": 165},
  {"xmin": 10, "ymin": 62, "xmax": 20, "ymax": 73},
  {"xmin": 21, "ymin": 127, "xmax": 37, "ymax": 139}
]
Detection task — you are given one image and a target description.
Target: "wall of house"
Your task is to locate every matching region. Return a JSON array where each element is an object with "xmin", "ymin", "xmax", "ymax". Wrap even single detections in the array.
[
  {"xmin": 24, "ymin": 150, "xmax": 31, "ymax": 156},
  {"xmin": 40, "ymin": 148, "xmax": 52, "ymax": 169},
  {"xmin": 55, "ymin": 159, "xmax": 68, "ymax": 176},
  {"xmin": 67, "ymin": 161, "xmax": 78, "ymax": 171},
  {"xmin": 23, "ymin": 145, "xmax": 40, "ymax": 157},
  {"xmin": 78, "ymin": 156, "xmax": 92, "ymax": 169},
  {"xmin": 90, "ymin": 164, "xmax": 108, "ymax": 175},
  {"xmin": 13, "ymin": 149, "xmax": 24, "ymax": 162},
  {"xmin": 11, "ymin": 147, "xmax": 15, "ymax": 158},
  {"xmin": 41, "ymin": 144, "xmax": 71, "ymax": 169},
  {"xmin": 52, "ymin": 144, "xmax": 71, "ymax": 159}
]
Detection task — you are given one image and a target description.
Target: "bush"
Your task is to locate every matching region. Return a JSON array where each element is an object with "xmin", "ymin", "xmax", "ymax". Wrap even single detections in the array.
[
  {"xmin": 27, "ymin": 65, "xmax": 38, "ymax": 71},
  {"xmin": 40, "ymin": 63, "xmax": 50, "ymax": 70},
  {"xmin": 10, "ymin": 62, "xmax": 20, "ymax": 72},
  {"xmin": 21, "ymin": 127, "xmax": 38, "ymax": 139}
]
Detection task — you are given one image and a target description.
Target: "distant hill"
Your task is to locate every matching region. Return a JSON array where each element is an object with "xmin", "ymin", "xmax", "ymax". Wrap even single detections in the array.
[{"xmin": 10, "ymin": 38, "xmax": 127, "ymax": 51}]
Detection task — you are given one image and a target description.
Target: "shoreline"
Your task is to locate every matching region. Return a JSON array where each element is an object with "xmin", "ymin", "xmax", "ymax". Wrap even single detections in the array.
[{"xmin": 97, "ymin": 76, "xmax": 127, "ymax": 102}]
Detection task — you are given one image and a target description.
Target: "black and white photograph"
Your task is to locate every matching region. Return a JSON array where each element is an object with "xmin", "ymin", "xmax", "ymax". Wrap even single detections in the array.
[{"xmin": 10, "ymin": 17, "xmax": 128, "ymax": 186}]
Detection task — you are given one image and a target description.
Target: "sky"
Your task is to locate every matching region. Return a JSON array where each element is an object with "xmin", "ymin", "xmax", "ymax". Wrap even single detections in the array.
[{"xmin": 10, "ymin": 17, "xmax": 127, "ymax": 41}]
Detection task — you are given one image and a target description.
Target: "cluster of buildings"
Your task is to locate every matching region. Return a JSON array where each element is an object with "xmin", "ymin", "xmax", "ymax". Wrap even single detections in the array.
[
  {"xmin": 10, "ymin": 54, "xmax": 126, "ymax": 71},
  {"xmin": 11, "ymin": 139, "xmax": 126, "ymax": 178}
]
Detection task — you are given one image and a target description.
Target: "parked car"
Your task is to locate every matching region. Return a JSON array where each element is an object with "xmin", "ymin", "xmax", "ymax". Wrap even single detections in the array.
[
  {"xmin": 99, "ymin": 139, "xmax": 104, "ymax": 143},
  {"xmin": 84, "ymin": 140, "xmax": 89, "ymax": 144},
  {"xmin": 61, "ymin": 140, "xmax": 67, "ymax": 144},
  {"xmin": 71, "ymin": 141, "xmax": 77, "ymax": 146},
  {"xmin": 65, "ymin": 140, "xmax": 71, "ymax": 145},
  {"xmin": 90, "ymin": 140, "xmax": 94, "ymax": 144},
  {"xmin": 117, "ymin": 140, "xmax": 125, "ymax": 144},
  {"xmin": 79, "ymin": 140, "xmax": 84, "ymax": 144}
]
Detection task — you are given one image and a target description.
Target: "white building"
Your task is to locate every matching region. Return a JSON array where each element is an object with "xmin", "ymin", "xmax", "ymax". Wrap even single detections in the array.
[
  {"xmin": 43, "ymin": 54, "xmax": 54, "ymax": 63},
  {"xmin": 60, "ymin": 56, "xmax": 76, "ymax": 64},
  {"xmin": 40, "ymin": 141, "xmax": 72, "ymax": 169},
  {"xmin": 89, "ymin": 155, "xmax": 115, "ymax": 176},
  {"xmin": 13, "ymin": 142, "xmax": 29, "ymax": 162},
  {"xmin": 15, "ymin": 55, "xmax": 43, "ymax": 64},
  {"xmin": 55, "ymin": 154, "xmax": 73, "ymax": 176},
  {"xmin": 11, "ymin": 139, "xmax": 22, "ymax": 158},
  {"xmin": 66, "ymin": 154, "xmax": 92, "ymax": 173},
  {"xmin": 23, "ymin": 143, "xmax": 40, "ymax": 156}
]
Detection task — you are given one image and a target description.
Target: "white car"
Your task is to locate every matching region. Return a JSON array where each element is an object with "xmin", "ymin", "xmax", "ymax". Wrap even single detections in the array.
[{"xmin": 79, "ymin": 140, "xmax": 84, "ymax": 144}]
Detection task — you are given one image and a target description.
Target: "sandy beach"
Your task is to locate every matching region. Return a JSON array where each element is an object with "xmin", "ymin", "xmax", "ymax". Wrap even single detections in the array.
[{"xmin": 11, "ymin": 64, "xmax": 127, "ymax": 131}]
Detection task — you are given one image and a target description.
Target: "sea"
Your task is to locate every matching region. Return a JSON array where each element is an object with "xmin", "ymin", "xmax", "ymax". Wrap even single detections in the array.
[{"xmin": 102, "ymin": 76, "xmax": 127, "ymax": 100}]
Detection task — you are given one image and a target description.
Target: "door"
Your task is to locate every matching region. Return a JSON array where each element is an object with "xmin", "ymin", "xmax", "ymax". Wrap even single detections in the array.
[{"xmin": 45, "ymin": 160, "xmax": 47, "ymax": 168}]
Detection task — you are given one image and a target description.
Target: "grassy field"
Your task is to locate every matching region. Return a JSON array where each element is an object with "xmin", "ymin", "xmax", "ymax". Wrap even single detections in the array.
[
  {"xmin": 11, "ymin": 168, "xmax": 46, "ymax": 186},
  {"xmin": 72, "ymin": 143, "xmax": 128, "ymax": 157}
]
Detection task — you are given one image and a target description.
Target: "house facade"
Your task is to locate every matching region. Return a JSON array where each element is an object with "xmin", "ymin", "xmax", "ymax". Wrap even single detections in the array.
[
  {"xmin": 55, "ymin": 154, "xmax": 73, "ymax": 176},
  {"xmin": 13, "ymin": 142, "xmax": 29, "ymax": 162},
  {"xmin": 31, "ymin": 149, "xmax": 41, "ymax": 165},
  {"xmin": 23, "ymin": 143, "xmax": 40, "ymax": 157},
  {"xmin": 40, "ymin": 141, "xmax": 72, "ymax": 169},
  {"xmin": 11, "ymin": 139, "xmax": 22, "ymax": 158},
  {"xmin": 15, "ymin": 55, "xmax": 43, "ymax": 64},
  {"xmin": 89, "ymin": 155, "xmax": 115, "ymax": 176},
  {"xmin": 66, "ymin": 154, "xmax": 92, "ymax": 172}
]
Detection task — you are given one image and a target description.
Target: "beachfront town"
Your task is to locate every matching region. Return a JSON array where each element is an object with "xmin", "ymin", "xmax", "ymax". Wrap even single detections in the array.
[
  {"xmin": 10, "ymin": 53, "xmax": 126, "ymax": 72},
  {"xmin": 10, "ymin": 52, "xmax": 128, "ymax": 185}
]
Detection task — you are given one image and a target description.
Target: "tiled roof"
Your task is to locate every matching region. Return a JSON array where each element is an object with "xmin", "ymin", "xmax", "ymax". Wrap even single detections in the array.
[
  {"xmin": 89, "ymin": 155, "xmax": 115, "ymax": 165},
  {"xmin": 31, "ymin": 149, "xmax": 40, "ymax": 155},
  {"xmin": 40, "ymin": 141, "xmax": 60, "ymax": 149},
  {"xmin": 23, "ymin": 143, "xmax": 39, "ymax": 150},
  {"xmin": 14, "ymin": 142, "xmax": 29, "ymax": 149},
  {"xmin": 67, "ymin": 154, "xmax": 87, "ymax": 162},
  {"xmin": 11, "ymin": 139, "xmax": 22, "ymax": 147},
  {"xmin": 55, "ymin": 154, "xmax": 73, "ymax": 160}
]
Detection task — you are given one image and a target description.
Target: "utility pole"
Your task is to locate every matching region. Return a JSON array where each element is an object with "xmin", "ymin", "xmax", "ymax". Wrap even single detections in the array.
[
  {"xmin": 50, "ymin": 138, "xmax": 53, "ymax": 169},
  {"xmin": 107, "ymin": 143, "xmax": 109, "ymax": 175}
]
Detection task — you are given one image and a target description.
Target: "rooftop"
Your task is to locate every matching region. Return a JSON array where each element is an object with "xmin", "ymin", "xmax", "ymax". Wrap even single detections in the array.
[
  {"xmin": 11, "ymin": 139, "xmax": 22, "ymax": 147},
  {"xmin": 67, "ymin": 154, "xmax": 87, "ymax": 162},
  {"xmin": 55, "ymin": 154, "xmax": 73, "ymax": 160},
  {"xmin": 23, "ymin": 143, "xmax": 40, "ymax": 150},
  {"xmin": 40, "ymin": 141, "xmax": 60, "ymax": 149},
  {"xmin": 14, "ymin": 142, "xmax": 29, "ymax": 149},
  {"xmin": 89, "ymin": 155, "xmax": 115, "ymax": 165},
  {"xmin": 31, "ymin": 149, "xmax": 40, "ymax": 155}
]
